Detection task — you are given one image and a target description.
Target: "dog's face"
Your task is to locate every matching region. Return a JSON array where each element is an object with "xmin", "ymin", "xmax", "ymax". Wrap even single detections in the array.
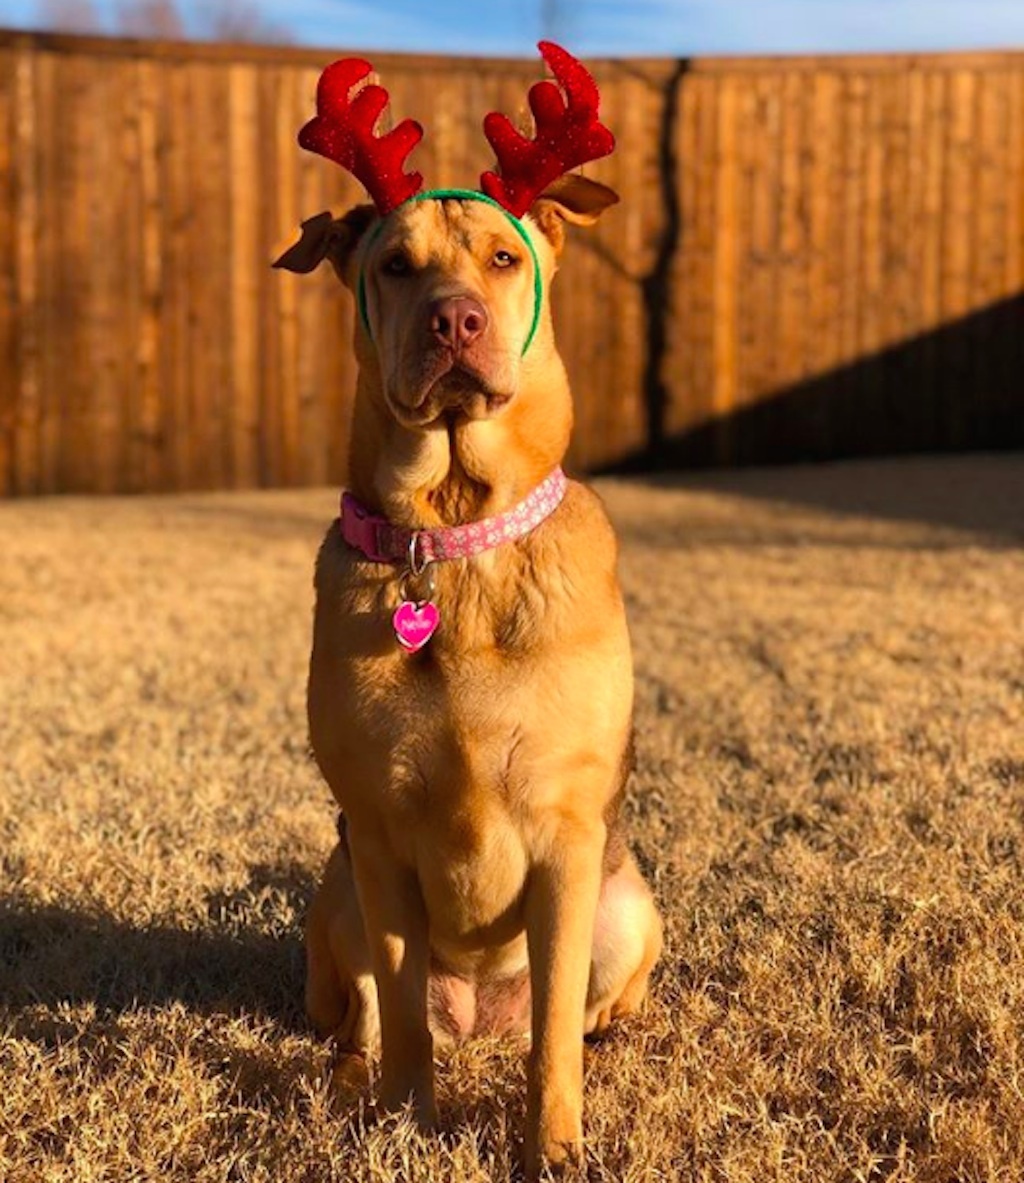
[
  {"xmin": 359, "ymin": 198, "xmax": 541, "ymax": 426},
  {"xmin": 275, "ymin": 176, "xmax": 618, "ymax": 430}
]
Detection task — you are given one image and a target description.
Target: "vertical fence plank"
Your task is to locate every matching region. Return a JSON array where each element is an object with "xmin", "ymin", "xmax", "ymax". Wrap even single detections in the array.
[
  {"xmin": 972, "ymin": 70, "xmax": 1010, "ymax": 442},
  {"xmin": 0, "ymin": 46, "xmax": 18, "ymax": 495},
  {"xmin": 729, "ymin": 75, "xmax": 757, "ymax": 440},
  {"xmin": 1005, "ymin": 69, "xmax": 1024, "ymax": 300},
  {"xmin": 857, "ymin": 67, "xmax": 887, "ymax": 453},
  {"xmin": 259, "ymin": 63, "xmax": 287, "ymax": 487},
  {"xmin": 899, "ymin": 64, "xmax": 928, "ymax": 450},
  {"xmin": 228, "ymin": 62, "xmax": 262, "ymax": 489},
  {"xmin": 770, "ymin": 69, "xmax": 810, "ymax": 460},
  {"xmin": 711, "ymin": 76, "xmax": 739, "ymax": 461},
  {"xmin": 1002, "ymin": 68, "xmax": 1024, "ymax": 427},
  {"xmin": 663, "ymin": 64, "xmax": 701, "ymax": 449},
  {"xmin": 835, "ymin": 71, "xmax": 868, "ymax": 456},
  {"xmin": 162, "ymin": 55, "xmax": 193, "ymax": 490},
  {"xmin": 805, "ymin": 69, "xmax": 843, "ymax": 457},
  {"xmin": 878, "ymin": 68, "xmax": 912, "ymax": 451},
  {"xmin": 192, "ymin": 62, "xmax": 233, "ymax": 489},
  {"xmin": 602, "ymin": 66, "xmax": 652, "ymax": 466},
  {"xmin": 12, "ymin": 42, "xmax": 41, "ymax": 495},
  {"xmin": 38, "ymin": 49, "xmax": 68, "ymax": 493},
  {"xmin": 296, "ymin": 77, "xmax": 332, "ymax": 489},
  {"xmin": 276, "ymin": 65, "xmax": 303, "ymax": 486},
  {"xmin": 941, "ymin": 69, "xmax": 978, "ymax": 447},
  {"xmin": 689, "ymin": 75, "xmax": 720, "ymax": 457},
  {"xmin": 917, "ymin": 68, "xmax": 948, "ymax": 452},
  {"xmin": 744, "ymin": 73, "xmax": 781, "ymax": 409},
  {"xmin": 91, "ymin": 58, "xmax": 129, "ymax": 493},
  {"xmin": 135, "ymin": 58, "xmax": 165, "ymax": 490}
]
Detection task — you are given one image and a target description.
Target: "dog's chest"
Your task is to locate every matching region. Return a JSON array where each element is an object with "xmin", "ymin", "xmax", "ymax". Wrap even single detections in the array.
[
  {"xmin": 359, "ymin": 700, "xmax": 534, "ymax": 946},
  {"xmin": 416, "ymin": 791, "xmax": 530, "ymax": 950}
]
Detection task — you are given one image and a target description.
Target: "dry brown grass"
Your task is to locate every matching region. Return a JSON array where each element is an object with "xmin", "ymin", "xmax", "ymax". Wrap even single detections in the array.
[{"xmin": 3, "ymin": 454, "xmax": 1024, "ymax": 1182}]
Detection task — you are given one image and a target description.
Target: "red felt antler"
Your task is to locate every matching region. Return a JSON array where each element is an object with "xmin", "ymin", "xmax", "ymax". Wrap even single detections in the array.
[
  {"xmin": 480, "ymin": 41, "xmax": 615, "ymax": 219},
  {"xmin": 298, "ymin": 58, "xmax": 424, "ymax": 215}
]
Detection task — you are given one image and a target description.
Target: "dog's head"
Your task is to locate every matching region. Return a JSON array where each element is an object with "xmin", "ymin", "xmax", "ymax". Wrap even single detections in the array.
[
  {"xmin": 274, "ymin": 175, "xmax": 617, "ymax": 429},
  {"xmin": 275, "ymin": 43, "xmax": 619, "ymax": 445}
]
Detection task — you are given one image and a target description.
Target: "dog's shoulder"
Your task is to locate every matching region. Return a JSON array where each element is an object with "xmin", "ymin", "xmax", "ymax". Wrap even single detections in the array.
[
  {"xmin": 312, "ymin": 520, "xmax": 350, "ymax": 591},
  {"xmin": 478, "ymin": 477, "xmax": 626, "ymax": 655},
  {"xmin": 537, "ymin": 477, "xmax": 620, "ymax": 572},
  {"xmin": 558, "ymin": 477, "xmax": 615, "ymax": 524},
  {"xmin": 311, "ymin": 519, "xmax": 392, "ymax": 615}
]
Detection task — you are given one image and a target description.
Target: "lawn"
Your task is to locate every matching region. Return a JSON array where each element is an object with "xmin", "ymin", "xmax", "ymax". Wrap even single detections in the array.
[{"xmin": 2, "ymin": 454, "xmax": 1023, "ymax": 1182}]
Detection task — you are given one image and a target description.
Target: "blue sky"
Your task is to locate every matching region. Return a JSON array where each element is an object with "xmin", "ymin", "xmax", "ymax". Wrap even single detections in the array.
[{"xmin": 3, "ymin": 0, "xmax": 1024, "ymax": 56}]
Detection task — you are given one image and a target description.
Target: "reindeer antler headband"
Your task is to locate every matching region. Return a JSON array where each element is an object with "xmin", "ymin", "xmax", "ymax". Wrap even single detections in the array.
[{"xmin": 296, "ymin": 42, "xmax": 615, "ymax": 353}]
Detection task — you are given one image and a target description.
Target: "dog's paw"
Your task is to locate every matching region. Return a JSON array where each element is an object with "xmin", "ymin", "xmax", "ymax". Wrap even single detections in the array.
[
  {"xmin": 328, "ymin": 1050, "xmax": 371, "ymax": 1114},
  {"xmin": 525, "ymin": 1103, "xmax": 584, "ymax": 1180},
  {"xmin": 411, "ymin": 1095, "xmax": 440, "ymax": 1133},
  {"xmin": 377, "ymin": 1076, "xmax": 439, "ymax": 1133}
]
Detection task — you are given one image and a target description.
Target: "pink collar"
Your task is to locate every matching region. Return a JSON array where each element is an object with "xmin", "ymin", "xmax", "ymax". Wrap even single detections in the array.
[{"xmin": 340, "ymin": 467, "xmax": 567, "ymax": 565}]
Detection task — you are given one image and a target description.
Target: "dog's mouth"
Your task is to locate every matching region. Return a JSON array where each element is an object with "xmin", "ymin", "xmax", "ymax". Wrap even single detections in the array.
[{"xmin": 388, "ymin": 356, "xmax": 514, "ymax": 427}]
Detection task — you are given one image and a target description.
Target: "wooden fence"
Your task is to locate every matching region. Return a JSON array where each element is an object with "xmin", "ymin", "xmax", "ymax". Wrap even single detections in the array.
[{"xmin": 1, "ymin": 32, "xmax": 1022, "ymax": 495}]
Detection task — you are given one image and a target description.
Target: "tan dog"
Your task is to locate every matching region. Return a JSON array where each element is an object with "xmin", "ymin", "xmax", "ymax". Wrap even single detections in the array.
[{"xmin": 276, "ymin": 125, "xmax": 662, "ymax": 1176}]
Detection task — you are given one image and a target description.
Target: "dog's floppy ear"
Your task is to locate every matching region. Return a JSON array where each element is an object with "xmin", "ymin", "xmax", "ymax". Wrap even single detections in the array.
[
  {"xmin": 528, "ymin": 175, "xmax": 619, "ymax": 254},
  {"xmin": 272, "ymin": 204, "xmax": 378, "ymax": 275}
]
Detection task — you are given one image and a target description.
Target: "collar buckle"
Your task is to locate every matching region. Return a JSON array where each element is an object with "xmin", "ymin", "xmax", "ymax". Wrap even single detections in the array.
[{"xmin": 340, "ymin": 493, "xmax": 392, "ymax": 563}]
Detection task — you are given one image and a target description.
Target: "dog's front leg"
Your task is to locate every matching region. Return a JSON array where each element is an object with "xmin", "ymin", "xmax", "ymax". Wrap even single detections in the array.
[
  {"xmin": 348, "ymin": 834, "xmax": 437, "ymax": 1128},
  {"xmin": 524, "ymin": 822, "xmax": 605, "ymax": 1177}
]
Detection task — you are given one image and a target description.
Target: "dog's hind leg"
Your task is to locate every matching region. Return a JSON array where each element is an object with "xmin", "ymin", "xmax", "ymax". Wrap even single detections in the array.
[
  {"xmin": 306, "ymin": 824, "xmax": 380, "ymax": 1103},
  {"xmin": 585, "ymin": 850, "xmax": 662, "ymax": 1037}
]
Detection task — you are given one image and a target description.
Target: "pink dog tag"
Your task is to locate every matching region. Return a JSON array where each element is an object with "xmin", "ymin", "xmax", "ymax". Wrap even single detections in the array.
[{"xmin": 392, "ymin": 600, "xmax": 440, "ymax": 653}]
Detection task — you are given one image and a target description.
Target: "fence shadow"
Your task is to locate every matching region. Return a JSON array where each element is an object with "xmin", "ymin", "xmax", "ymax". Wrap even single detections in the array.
[{"xmin": 605, "ymin": 293, "xmax": 1024, "ymax": 540}]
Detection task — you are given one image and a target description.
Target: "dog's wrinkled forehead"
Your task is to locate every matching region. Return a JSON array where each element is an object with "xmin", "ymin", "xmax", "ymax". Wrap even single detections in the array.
[{"xmin": 365, "ymin": 198, "xmax": 533, "ymax": 270}]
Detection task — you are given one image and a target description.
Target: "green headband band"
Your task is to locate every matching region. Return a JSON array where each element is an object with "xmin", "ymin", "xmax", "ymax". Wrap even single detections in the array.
[{"xmin": 356, "ymin": 188, "xmax": 543, "ymax": 357}]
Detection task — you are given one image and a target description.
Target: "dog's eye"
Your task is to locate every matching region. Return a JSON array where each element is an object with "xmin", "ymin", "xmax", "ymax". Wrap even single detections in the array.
[
  {"xmin": 492, "ymin": 250, "xmax": 519, "ymax": 269},
  {"xmin": 382, "ymin": 253, "xmax": 412, "ymax": 277}
]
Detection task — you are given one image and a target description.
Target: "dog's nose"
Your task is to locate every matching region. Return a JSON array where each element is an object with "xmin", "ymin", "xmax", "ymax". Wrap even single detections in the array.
[{"xmin": 429, "ymin": 297, "xmax": 488, "ymax": 351}]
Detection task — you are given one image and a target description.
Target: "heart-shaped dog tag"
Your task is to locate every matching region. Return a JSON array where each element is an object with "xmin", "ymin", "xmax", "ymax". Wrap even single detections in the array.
[{"xmin": 392, "ymin": 599, "xmax": 440, "ymax": 653}]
